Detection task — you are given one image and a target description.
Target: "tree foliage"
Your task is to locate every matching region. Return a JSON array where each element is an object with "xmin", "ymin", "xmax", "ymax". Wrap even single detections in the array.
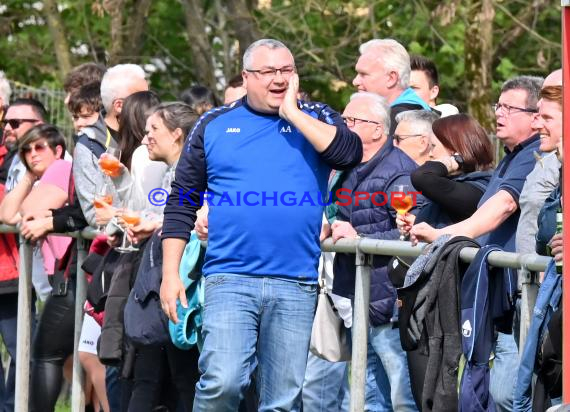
[{"xmin": 0, "ymin": 0, "xmax": 561, "ymax": 127}]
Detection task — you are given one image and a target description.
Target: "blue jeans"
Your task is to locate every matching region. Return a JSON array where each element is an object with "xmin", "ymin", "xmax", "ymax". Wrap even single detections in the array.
[
  {"xmin": 302, "ymin": 352, "xmax": 349, "ymax": 412},
  {"xmin": 490, "ymin": 332, "xmax": 519, "ymax": 412},
  {"xmin": 105, "ymin": 366, "xmax": 121, "ymax": 412},
  {"xmin": 365, "ymin": 324, "xmax": 417, "ymax": 412},
  {"xmin": 514, "ymin": 263, "xmax": 561, "ymax": 412},
  {"xmin": 193, "ymin": 274, "xmax": 317, "ymax": 412}
]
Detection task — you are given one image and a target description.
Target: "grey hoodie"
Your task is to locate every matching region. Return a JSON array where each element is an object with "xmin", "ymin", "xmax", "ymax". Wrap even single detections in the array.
[{"xmin": 72, "ymin": 114, "xmax": 118, "ymax": 227}]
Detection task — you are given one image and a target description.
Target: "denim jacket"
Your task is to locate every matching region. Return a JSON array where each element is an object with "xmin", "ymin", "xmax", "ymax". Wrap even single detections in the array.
[{"xmin": 513, "ymin": 260, "xmax": 562, "ymax": 411}]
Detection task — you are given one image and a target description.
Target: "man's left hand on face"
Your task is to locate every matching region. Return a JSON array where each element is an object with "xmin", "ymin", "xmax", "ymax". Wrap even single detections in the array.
[
  {"xmin": 331, "ymin": 220, "xmax": 358, "ymax": 243},
  {"xmin": 278, "ymin": 73, "xmax": 300, "ymax": 123}
]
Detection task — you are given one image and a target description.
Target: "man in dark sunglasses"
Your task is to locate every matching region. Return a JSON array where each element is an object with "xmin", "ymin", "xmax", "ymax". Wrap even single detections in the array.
[
  {"xmin": 2, "ymin": 98, "xmax": 46, "ymax": 150},
  {"xmin": 1, "ymin": 98, "xmax": 46, "ymax": 192},
  {"xmin": 0, "ymin": 97, "xmax": 46, "ymax": 411}
]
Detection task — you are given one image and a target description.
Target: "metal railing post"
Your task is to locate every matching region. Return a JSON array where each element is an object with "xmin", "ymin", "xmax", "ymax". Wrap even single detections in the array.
[
  {"xmin": 15, "ymin": 240, "xmax": 33, "ymax": 412},
  {"xmin": 71, "ymin": 238, "xmax": 88, "ymax": 412},
  {"xmin": 349, "ymin": 243, "xmax": 372, "ymax": 412},
  {"xmin": 518, "ymin": 268, "xmax": 538, "ymax": 354}
]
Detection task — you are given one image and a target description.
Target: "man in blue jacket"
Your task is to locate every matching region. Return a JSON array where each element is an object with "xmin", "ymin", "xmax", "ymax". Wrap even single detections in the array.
[
  {"xmin": 353, "ymin": 38, "xmax": 432, "ymax": 136},
  {"xmin": 160, "ymin": 39, "xmax": 363, "ymax": 411},
  {"xmin": 331, "ymin": 92, "xmax": 421, "ymax": 411}
]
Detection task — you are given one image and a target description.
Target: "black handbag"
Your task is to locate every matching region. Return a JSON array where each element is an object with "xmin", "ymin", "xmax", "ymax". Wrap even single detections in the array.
[{"xmin": 85, "ymin": 248, "xmax": 122, "ymax": 312}]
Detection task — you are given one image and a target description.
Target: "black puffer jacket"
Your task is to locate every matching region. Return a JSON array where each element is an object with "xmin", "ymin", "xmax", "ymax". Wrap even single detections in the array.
[{"xmin": 333, "ymin": 141, "xmax": 422, "ymax": 326}]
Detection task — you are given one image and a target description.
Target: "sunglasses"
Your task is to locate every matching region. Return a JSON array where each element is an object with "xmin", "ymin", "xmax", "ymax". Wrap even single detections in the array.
[
  {"xmin": 21, "ymin": 141, "xmax": 50, "ymax": 154},
  {"xmin": 1, "ymin": 118, "xmax": 40, "ymax": 130}
]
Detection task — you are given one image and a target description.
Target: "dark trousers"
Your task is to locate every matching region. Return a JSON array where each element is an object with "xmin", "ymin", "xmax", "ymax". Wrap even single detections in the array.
[
  {"xmin": 127, "ymin": 343, "xmax": 200, "ymax": 412},
  {"xmin": 30, "ymin": 285, "xmax": 75, "ymax": 412},
  {"xmin": 0, "ymin": 293, "xmax": 18, "ymax": 412}
]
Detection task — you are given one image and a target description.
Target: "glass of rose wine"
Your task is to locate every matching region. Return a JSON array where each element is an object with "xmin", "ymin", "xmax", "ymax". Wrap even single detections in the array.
[
  {"xmin": 93, "ymin": 180, "xmax": 114, "ymax": 232},
  {"xmin": 99, "ymin": 147, "xmax": 122, "ymax": 178},
  {"xmin": 116, "ymin": 209, "xmax": 141, "ymax": 253},
  {"xmin": 391, "ymin": 184, "xmax": 413, "ymax": 240}
]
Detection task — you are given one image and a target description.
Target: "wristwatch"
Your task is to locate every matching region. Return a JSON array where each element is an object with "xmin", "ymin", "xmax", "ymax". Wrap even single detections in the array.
[{"xmin": 452, "ymin": 153, "xmax": 464, "ymax": 170}]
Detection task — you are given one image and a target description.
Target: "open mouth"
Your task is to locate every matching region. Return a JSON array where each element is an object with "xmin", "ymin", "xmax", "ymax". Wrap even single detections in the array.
[{"xmin": 269, "ymin": 87, "xmax": 287, "ymax": 97}]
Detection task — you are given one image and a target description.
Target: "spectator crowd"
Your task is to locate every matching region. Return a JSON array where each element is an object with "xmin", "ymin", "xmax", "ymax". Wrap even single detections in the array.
[{"xmin": 0, "ymin": 36, "xmax": 564, "ymax": 412}]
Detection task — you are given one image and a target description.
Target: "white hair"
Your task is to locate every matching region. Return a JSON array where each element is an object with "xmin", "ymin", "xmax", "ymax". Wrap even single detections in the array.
[
  {"xmin": 349, "ymin": 92, "xmax": 391, "ymax": 132},
  {"xmin": 395, "ymin": 109, "xmax": 439, "ymax": 135},
  {"xmin": 0, "ymin": 71, "xmax": 12, "ymax": 106},
  {"xmin": 242, "ymin": 39, "xmax": 292, "ymax": 70},
  {"xmin": 100, "ymin": 64, "xmax": 146, "ymax": 112},
  {"xmin": 359, "ymin": 39, "xmax": 411, "ymax": 89}
]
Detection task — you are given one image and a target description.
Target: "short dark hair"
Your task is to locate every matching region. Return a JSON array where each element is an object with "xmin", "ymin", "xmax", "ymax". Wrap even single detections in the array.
[
  {"xmin": 501, "ymin": 76, "xmax": 544, "ymax": 111},
  {"xmin": 432, "ymin": 114, "xmax": 494, "ymax": 172},
  {"xmin": 9, "ymin": 98, "xmax": 48, "ymax": 122},
  {"xmin": 68, "ymin": 82, "xmax": 103, "ymax": 115},
  {"xmin": 63, "ymin": 63, "xmax": 106, "ymax": 94},
  {"xmin": 18, "ymin": 124, "xmax": 66, "ymax": 172},
  {"xmin": 410, "ymin": 55, "xmax": 439, "ymax": 88},
  {"xmin": 227, "ymin": 74, "xmax": 244, "ymax": 89},
  {"xmin": 179, "ymin": 85, "xmax": 220, "ymax": 115}
]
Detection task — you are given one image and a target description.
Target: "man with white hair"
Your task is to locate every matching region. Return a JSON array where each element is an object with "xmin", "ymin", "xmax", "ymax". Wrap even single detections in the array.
[
  {"xmin": 353, "ymin": 39, "xmax": 432, "ymax": 135},
  {"xmin": 331, "ymin": 92, "xmax": 420, "ymax": 411},
  {"xmin": 392, "ymin": 109, "xmax": 440, "ymax": 166},
  {"xmin": 73, "ymin": 63, "xmax": 148, "ymax": 227}
]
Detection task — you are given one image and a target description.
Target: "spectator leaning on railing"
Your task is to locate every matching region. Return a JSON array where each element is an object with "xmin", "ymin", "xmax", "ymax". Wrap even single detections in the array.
[
  {"xmin": 330, "ymin": 92, "xmax": 421, "ymax": 412},
  {"xmin": 0, "ymin": 124, "xmax": 76, "ymax": 412},
  {"xmin": 0, "ymin": 98, "xmax": 47, "ymax": 412},
  {"xmin": 411, "ymin": 75, "xmax": 544, "ymax": 412}
]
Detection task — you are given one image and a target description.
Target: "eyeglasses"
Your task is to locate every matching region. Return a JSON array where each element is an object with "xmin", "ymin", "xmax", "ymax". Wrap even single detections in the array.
[
  {"xmin": 342, "ymin": 116, "xmax": 382, "ymax": 128},
  {"xmin": 245, "ymin": 65, "xmax": 296, "ymax": 79},
  {"xmin": 492, "ymin": 102, "xmax": 537, "ymax": 115},
  {"xmin": 393, "ymin": 133, "xmax": 423, "ymax": 143},
  {"xmin": 1, "ymin": 118, "xmax": 40, "ymax": 130},
  {"xmin": 21, "ymin": 141, "xmax": 50, "ymax": 154}
]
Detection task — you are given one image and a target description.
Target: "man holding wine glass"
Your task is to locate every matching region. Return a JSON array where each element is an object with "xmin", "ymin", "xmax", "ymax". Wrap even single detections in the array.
[
  {"xmin": 330, "ymin": 93, "xmax": 422, "ymax": 411},
  {"xmin": 73, "ymin": 64, "xmax": 148, "ymax": 228}
]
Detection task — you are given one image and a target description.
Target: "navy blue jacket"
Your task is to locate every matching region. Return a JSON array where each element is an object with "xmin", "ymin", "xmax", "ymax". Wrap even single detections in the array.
[
  {"xmin": 332, "ymin": 140, "xmax": 422, "ymax": 326},
  {"xmin": 536, "ymin": 185, "xmax": 561, "ymax": 256},
  {"xmin": 162, "ymin": 98, "xmax": 362, "ymax": 282}
]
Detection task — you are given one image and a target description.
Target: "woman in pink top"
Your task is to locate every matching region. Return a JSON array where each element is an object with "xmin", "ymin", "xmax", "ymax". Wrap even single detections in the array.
[
  {"xmin": 0, "ymin": 124, "xmax": 72, "ymax": 273},
  {"xmin": 0, "ymin": 124, "xmax": 75, "ymax": 412}
]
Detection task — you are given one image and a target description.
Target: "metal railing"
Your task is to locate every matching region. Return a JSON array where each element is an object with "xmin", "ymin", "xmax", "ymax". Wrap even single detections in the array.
[
  {"xmin": 322, "ymin": 237, "xmax": 551, "ymax": 412},
  {"xmin": 0, "ymin": 224, "xmax": 97, "ymax": 412},
  {"xmin": 0, "ymin": 225, "xmax": 553, "ymax": 412}
]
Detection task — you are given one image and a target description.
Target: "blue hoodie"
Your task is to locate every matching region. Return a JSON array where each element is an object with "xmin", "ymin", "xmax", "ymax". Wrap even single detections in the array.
[{"xmin": 389, "ymin": 87, "xmax": 433, "ymax": 135}]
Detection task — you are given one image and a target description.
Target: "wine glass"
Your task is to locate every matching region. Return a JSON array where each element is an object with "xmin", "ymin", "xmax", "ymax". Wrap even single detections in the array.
[
  {"xmin": 93, "ymin": 179, "xmax": 114, "ymax": 232},
  {"xmin": 391, "ymin": 184, "xmax": 413, "ymax": 240},
  {"xmin": 99, "ymin": 147, "xmax": 122, "ymax": 178},
  {"xmin": 115, "ymin": 209, "xmax": 141, "ymax": 253}
]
